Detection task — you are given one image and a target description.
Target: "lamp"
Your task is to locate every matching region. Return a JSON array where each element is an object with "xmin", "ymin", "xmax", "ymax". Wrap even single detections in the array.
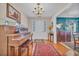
[{"xmin": 33, "ymin": 3, "xmax": 45, "ymax": 16}]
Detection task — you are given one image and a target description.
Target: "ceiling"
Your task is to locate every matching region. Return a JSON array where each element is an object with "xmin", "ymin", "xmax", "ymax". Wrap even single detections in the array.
[
  {"xmin": 13, "ymin": 3, "xmax": 69, "ymax": 19},
  {"xmin": 58, "ymin": 3, "xmax": 79, "ymax": 17}
]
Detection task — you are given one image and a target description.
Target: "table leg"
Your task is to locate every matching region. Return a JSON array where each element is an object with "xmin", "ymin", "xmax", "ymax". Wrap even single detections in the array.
[{"xmin": 15, "ymin": 47, "xmax": 20, "ymax": 56}]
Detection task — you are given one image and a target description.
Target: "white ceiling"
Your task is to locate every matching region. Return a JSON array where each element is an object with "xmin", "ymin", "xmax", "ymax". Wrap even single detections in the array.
[
  {"xmin": 14, "ymin": 3, "xmax": 69, "ymax": 18},
  {"xmin": 58, "ymin": 3, "xmax": 79, "ymax": 17}
]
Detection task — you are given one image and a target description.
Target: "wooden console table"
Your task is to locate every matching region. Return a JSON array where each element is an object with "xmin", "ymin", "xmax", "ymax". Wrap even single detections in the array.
[{"xmin": 48, "ymin": 33, "xmax": 54, "ymax": 42}]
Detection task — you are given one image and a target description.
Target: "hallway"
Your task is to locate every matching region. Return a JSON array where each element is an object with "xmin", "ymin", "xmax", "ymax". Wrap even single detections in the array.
[
  {"xmin": 0, "ymin": 3, "xmax": 79, "ymax": 56},
  {"xmin": 0, "ymin": 0, "xmax": 79, "ymax": 59}
]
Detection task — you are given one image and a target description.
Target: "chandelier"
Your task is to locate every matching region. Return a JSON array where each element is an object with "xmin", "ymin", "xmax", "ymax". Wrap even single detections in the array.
[{"xmin": 33, "ymin": 3, "xmax": 44, "ymax": 16}]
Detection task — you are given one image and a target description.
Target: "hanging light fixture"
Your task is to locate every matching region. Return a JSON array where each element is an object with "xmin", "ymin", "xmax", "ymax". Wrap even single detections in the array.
[{"xmin": 33, "ymin": 3, "xmax": 45, "ymax": 16}]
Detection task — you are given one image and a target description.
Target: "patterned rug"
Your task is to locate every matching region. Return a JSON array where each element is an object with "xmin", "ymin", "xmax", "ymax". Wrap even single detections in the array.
[{"xmin": 33, "ymin": 43, "xmax": 61, "ymax": 56}]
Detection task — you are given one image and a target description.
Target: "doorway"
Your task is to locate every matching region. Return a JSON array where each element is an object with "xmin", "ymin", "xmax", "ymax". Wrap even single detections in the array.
[
  {"xmin": 32, "ymin": 20, "xmax": 48, "ymax": 40},
  {"xmin": 56, "ymin": 17, "xmax": 79, "ymax": 42}
]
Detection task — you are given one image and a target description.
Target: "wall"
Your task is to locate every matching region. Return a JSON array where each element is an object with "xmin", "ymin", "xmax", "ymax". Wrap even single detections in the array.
[
  {"xmin": 0, "ymin": 3, "xmax": 28, "ymax": 28},
  {"xmin": 0, "ymin": 4, "xmax": 6, "ymax": 18}
]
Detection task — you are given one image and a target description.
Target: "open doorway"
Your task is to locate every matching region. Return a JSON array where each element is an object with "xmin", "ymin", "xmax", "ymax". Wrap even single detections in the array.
[{"xmin": 56, "ymin": 17, "xmax": 79, "ymax": 42}]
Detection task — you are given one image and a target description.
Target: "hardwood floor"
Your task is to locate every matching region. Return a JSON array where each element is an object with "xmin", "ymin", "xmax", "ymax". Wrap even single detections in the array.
[
  {"xmin": 51, "ymin": 42, "xmax": 69, "ymax": 55},
  {"xmin": 28, "ymin": 40, "xmax": 79, "ymax": 56}
]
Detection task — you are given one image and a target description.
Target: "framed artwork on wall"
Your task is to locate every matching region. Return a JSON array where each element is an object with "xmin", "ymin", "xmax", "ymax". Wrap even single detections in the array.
[{"xmin": 6, "ymin": 3, "xmax": 21, "ymax": 23}]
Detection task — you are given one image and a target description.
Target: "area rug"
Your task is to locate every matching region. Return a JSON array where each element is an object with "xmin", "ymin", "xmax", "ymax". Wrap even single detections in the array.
[{"xmin": 33, "ymin": 43, "xmax": 61, "ymax": 56}]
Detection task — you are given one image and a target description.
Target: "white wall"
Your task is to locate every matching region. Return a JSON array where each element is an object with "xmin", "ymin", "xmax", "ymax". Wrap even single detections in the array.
[
  {"xmin": 0, "ymin": 4, "xmax": 6, "ymax": 18},
  {"xmin": 10, "ymin": 3, "xmax": 28, "ymax": 28},
  {"xmin": 0, "ymin": 3, "xmax": 28, "ymax": 28}
]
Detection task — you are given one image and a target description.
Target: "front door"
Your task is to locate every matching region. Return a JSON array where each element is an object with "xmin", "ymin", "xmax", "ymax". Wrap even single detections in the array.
[{"xmin": 32, "ymin": 20, "xmax": 48, "ymax": 40}]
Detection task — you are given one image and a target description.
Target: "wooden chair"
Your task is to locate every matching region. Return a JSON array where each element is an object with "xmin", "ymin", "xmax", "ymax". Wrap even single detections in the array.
[{"xmin": 73, "ymin": 33, "xmax": 79, "ymax": 50}]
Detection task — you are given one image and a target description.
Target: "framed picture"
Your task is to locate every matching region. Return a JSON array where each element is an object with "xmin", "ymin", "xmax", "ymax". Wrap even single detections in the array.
[{"xmin": 6, "ymin": 3, "xmax": 21, "ymax": 23}]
